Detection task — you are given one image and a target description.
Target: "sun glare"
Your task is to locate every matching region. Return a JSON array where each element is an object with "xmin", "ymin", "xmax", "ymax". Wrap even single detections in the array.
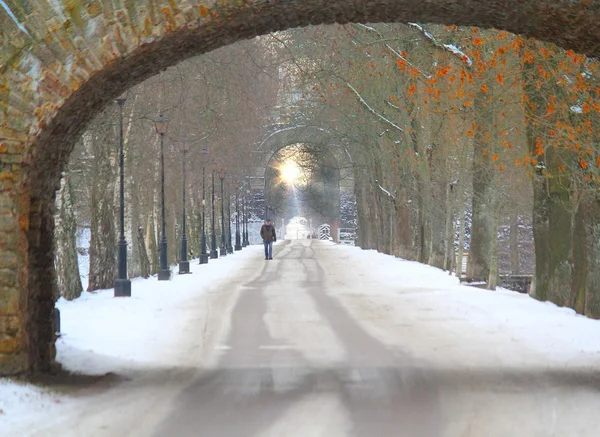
[{"xmin": 279, "ymin": 160, "xmax": 301, "ymax": 185}]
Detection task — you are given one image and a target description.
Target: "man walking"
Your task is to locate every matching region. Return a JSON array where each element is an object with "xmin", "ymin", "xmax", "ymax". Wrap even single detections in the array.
[{"xmin": 260, "ymin": 219, "xmax": 277, "ymax": 260}]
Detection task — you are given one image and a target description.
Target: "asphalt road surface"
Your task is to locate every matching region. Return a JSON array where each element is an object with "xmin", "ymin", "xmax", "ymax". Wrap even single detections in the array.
[{"xmin": 25, "ymin": 240, "xmax": 600, "ymax": 437}]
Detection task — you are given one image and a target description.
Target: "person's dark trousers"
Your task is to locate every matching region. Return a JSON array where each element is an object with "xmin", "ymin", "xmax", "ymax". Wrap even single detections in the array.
[{"xmin": 264, "ymin": 241, "xmax": 273, "ymax": 259}]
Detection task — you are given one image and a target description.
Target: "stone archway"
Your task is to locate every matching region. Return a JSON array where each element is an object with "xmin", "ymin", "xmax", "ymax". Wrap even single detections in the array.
[
  {"xmin": 256, "ymin": 125, "xmax": 351, "ymax": 162},
  {"xmin": 1, "ymin": 0, "xmax": 599, "ymax": 374},
  {"xmin": 254, "ymin": 125, "xmax": 350, "ymax": 229}
]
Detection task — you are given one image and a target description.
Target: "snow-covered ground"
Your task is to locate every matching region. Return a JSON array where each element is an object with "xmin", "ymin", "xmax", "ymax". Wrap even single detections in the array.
[
  {"xmin": 323, "ymin": 244, "xmax": 600, "ymax": 369},
  {"xmin": 3, "ymin": 241, "xmax": 600, "ymax": 436},
  {"xmin": 284, "ymin": 216, "xmax": 310, "ymax": 239},
  {"xmin": 0, "ymin": 246, "xmax": 263, "ymax": 435}
]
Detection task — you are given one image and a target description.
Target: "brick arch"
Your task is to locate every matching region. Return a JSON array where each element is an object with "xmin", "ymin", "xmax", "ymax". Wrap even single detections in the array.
[
  {"xmin": 255, "ymin": 125, "xmax": 352, "ymax": 195},
  {"xmin": 256, "ymin": 125, "xmax": 351, "ymax": 167},
  {"xmin": 256, "ymin": 125, "xmax": 350, "ymax": 216},
  {"xmin": 258, "ymin": 137, "xmax": 346, "ymax": 240},
  {"xmin": 1, "ymin": 0, "xmax": 599, "ymax": 374}
]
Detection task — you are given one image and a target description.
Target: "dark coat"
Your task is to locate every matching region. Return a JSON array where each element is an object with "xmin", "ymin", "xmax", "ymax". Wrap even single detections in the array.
[{"xmin": 260, "ymin": 224, "xmax": 277, "ymax": 242}]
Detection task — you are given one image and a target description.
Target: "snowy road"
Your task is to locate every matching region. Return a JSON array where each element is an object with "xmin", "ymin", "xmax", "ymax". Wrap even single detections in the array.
[{"xmin": 4, "ymin": 239, "xmax": 600, "ymax": 436}]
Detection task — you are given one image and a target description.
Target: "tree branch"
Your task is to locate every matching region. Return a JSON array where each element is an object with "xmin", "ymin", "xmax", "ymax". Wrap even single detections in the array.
[
  {"xmin": 407, "ymin": 23, "xmax": 473, "ymax": 67},
  {"xmin": 346, "ymin": 83, "xmax": 404, "ymax": 133},
  {"xmin": 354, "ymin": 23, "xmax": 433, "ymax": 79},
  {"xmin": 376, "ymin": 180, "xmax": 396, "ymax": 202}
]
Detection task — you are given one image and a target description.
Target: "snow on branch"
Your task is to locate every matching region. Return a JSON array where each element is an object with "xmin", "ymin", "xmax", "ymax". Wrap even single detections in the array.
[
  {"xmin": 355, "ymin": 23, "xmax": 432, "ymax": 79},
  {"xmin": 346, "ymin": 83, "xmax": 404, "ymax": 132},
  {"xmin": 376, "ymin": 180, "xmax": 396, "ymax": 202},
  {"xmin": 570, "ymin": 105, "xmax": 583, "ymax": 114},
  {"xmin": 357, "ymin": 23, "xmax": 378, "ymax": 33},
  {"xmin": 408, "ymin": 23, "xmax": 472, "ymax": 67}
]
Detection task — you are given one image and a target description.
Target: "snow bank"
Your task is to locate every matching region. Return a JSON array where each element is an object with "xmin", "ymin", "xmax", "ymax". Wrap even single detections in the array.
[
  {"xmin": 4, "ymin": 242, "xmax": 600, "ymax": 436},
  {"xmin": 330, "ymin": 245, "xmax": 600, "ymax": 366},
  {"xmin": 0, "ymin": 379, "xmax": 65, "ymax": 432},
  {"xmin": 1, "ymin": 247, "xmax": 262, "ymax": 435},
  {"xmin": 57, "ymin": 247, "xmax": 262, "ymax": 375}
]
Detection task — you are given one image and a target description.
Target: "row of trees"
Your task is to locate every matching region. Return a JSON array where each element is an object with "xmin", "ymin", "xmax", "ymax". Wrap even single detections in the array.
[
  {"xmin": 55, "ymin": 37, "xmax": 282, "ymax": 299},
  {"xmin": 264, "ymin": 23, "xmax": 600, "ymax": 314},
  {"xmin": 54, "ymin": 23, "xmax": 600, "ymax": 318},
  {"xmin": 271, "ymin": 24, "xmax": 535, "ymax": 282}
]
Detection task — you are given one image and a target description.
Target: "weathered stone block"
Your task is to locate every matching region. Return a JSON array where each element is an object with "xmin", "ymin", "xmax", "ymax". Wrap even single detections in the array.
[
  {"xmin": 0, "ymin": 268, "xmax": 17, "ymax": 287},
  {"xmin": 0, "ymin": 316, "xmax": 20, "ymax": 336},
  {"xmin": 0, "ymin": 335, "xmax": 20, "ymax": 354},
  {"xmin": 0, "ymin": 194, "xmax": 17, "ymax": 215},
  {"xmin": 0, "ymin": 352, "xmax": 27, "ymax": 375},
  {"xmin": 5, "ymin": 143, "xmax": 25, "ymax": 155},
  {"xmin": 0, "ymin": 287, "xmax": 21, "ymax": 314},
  {"xmin": 0, "ymin": 230, "xmax": 18, "ymax": 248},
  {"xmin": 0, "ymin": 154, "xmax": 24, "ymax": 164},
  {"xmin": 0, "ymin": 179, "xmax": 15, "ymax": 190},
  {"xmin": 0, "ymin": 252, "xmax": 20, "ymax": 269},
  {"xmin": 0, "ymin": 168, "xmax": 13, "ymax": 180}
]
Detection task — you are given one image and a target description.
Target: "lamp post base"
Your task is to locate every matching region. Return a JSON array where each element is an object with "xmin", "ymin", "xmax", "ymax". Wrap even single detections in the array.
[
  {"xmin": 199, "ymin": 253, "xmax": 209, "ymax": 264},
  {"xmin": 227, "ymin": 246, "xmax": 233, "ymax": 255},
  {"xmin": 54, "ymin": 308, "xmax": 61, "ymax": 335},
  {"xmin": 158, "ymin": 269, "xmax": 171, "ymax": 281},
  {"xmin": 114, "ymin": 278, "xmax": 132, "ymax": 297},
  {"xmin": 210, "ymin": 250, "xmax": 218, "ymax": 259},
  {"xmin": 220, "ymin": 247, "xmax": 227, "ymax": 257},
  {"xmin": 235, "ymin": 244, "xmax": 242, "ymax": 251},
  {"xmin": 178, "ymin": 261, "xmax": 190, "ymax": 274}
]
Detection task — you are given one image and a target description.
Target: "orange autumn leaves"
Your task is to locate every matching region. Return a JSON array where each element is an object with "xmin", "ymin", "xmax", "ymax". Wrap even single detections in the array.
[
  {"xmin": 534, "ymin": 137, "xmax": 544, "ymax": 156},
  {"xmin": 381, "ymin": 26, "xmax": 600, "ymax": 181},
  {"xmin": 425, "ymin": 28, "xmax": 598, "ymax": 179},
  {"xmin": 395, "ymin": 59, "xmax": 421, "ymax": 79},
  {"xmin": 524, "ymin": 40, "xmax": 600, "ymax": 181}
]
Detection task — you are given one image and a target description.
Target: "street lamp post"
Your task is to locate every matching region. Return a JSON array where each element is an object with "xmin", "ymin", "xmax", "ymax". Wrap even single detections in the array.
[
  {"xmin": 219, "ymin": 171, "xmax": 227, "ymax": 257},
  {"xmin": 199, "ymin": 165, "xmax": 209, "ymax": 264},
  {"xmin": 227, "ymin": 189, "xmax": 233, "ymax": 254},
  {"xmin": 243, "ymin": 187, "xmax": 250, "ymax": 246},
  {"xmin": 241, "ymin": 193, "xmax": 247, "ymax": 247},
  {"xmin": 114, "ymin": 97, "xmax": 131, "ymax": 297},
  {"xmin": 178, "ymin": 144, "xmax": 190, "ymax": 274},
  {"xmin": 155, "ymin": 114, "xmax": 171, "ymax": 281},
  {"xmin": 210, "ymin": 170, "xmax": 218, "ymax": 259},
  {"xmin": 235, "ymin": 187, "xmax": 242, "ymax": 251}
]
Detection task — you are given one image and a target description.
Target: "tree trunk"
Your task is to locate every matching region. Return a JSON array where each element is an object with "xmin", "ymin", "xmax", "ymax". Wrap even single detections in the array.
[
  {"xmin": 129, "ymin": 178, "xmax": 142, "ymax": 278},
  {"xmin": 354, "ymin": 172, "xmax": 370, "ymax": 248},
  {"xmin": 428, "ymin": 192, "xmax": 447, "ymax": 268},
  {"xmin": 148, "ymin": 210, "xmax": 159, "ymax": 274},
  {"xmin": 88, "ymin": 130, "xmax": 117, "ymax": 291},
  {"xmin": 523, "ymin": 41, "xmax": 574, "ymax": 306},
  {"xmin": 443, "ymin": 182, "xmax": 456, "ymax": 271},
  {"xmin": 428, "ymin": 165, "xmax": 448, "ymax": 269},
  {"xmin": 417, "ymin": 200, "xmax": 426, "ymax": 263},
  {"xmin": 579, "ymin": 195, "xmax": 600, "ymax": 318},
  {"xmin": 488, "ymin": 194, "xmax": 500, "ymax": 290},
  {"xmin": 408, "ymin": 103, "xmax": 432, "ymax": 264},
  {"xmin": 88, "ymin": 194, "xmax": 117, "ymax": 291},
  {"xmin": 137, "ymin": 225, "xmax": 151, "ymax": 278},
  {"xmin": 123, "ymin": 95, "xmax": 138, "ymax": 277},
  {"xmin": 467, "ymin": 87, "xmax": 493, "ymax": 281},
  {"xmin": 456, "ymin": 181, "xmax": 467, "ymax": 278},
  {"xmin": 509, "ymin": 211, "xmax": 520, "ymax": 275},
  {"xmin": 55, "ymin": 175, "xmax": 83, "ymax": 300},
  {"xmin": 395, "ymin": 188, "xmax": 412, "ymax": 258},
  {"xmin": 530, "ymin": 171, "xmax": 573, "ymax": 304}
]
